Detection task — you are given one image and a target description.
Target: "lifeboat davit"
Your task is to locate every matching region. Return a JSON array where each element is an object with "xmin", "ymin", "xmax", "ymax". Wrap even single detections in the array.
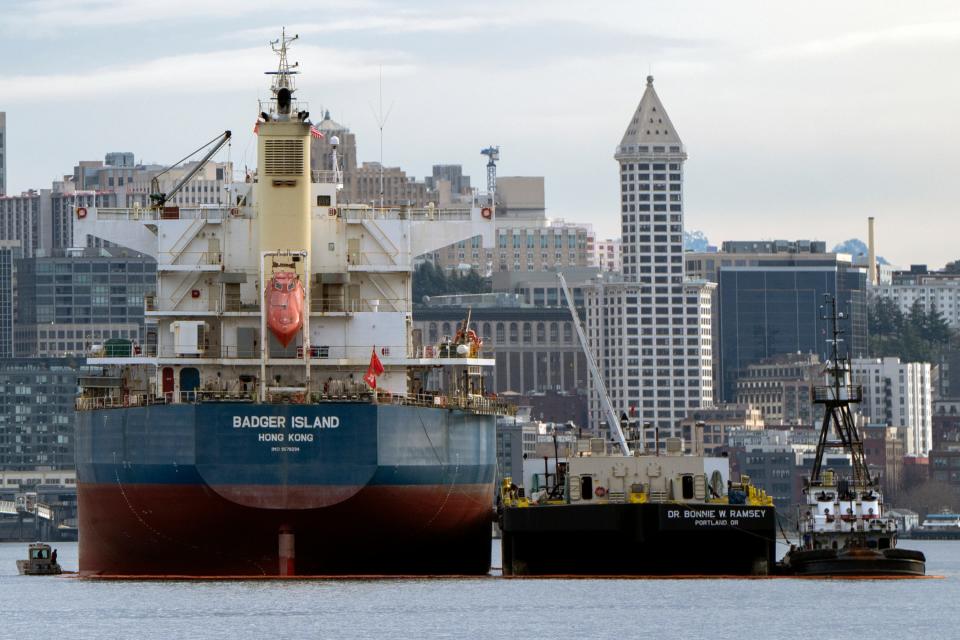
[{"xmin": 266, "ymin": 271, "xmax": 304, "ymax": 347}]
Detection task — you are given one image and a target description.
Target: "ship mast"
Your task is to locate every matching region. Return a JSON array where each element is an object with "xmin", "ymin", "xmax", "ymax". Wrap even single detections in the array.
[
  {"xmin": 810, "ymin": 295, "xmax": 872, "ymax": 489},
  {"xmin": 268, "ymin": 28, "xmax": 299, "ymax": 95}
]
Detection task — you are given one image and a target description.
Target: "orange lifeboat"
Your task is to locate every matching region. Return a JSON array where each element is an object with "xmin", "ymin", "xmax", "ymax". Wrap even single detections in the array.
[{"xmin": 266, "ymin": 271, "xmax": 304, "ymax": 347}]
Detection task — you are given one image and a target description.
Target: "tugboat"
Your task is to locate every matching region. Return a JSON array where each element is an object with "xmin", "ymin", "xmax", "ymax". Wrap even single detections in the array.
[
  {"xmin": 779, "ymin": 296, "xmax": 925, "ymax": 577},
  {"xmin": 16, "ymin": 543, "xmax": 62, "ymax": 576}
]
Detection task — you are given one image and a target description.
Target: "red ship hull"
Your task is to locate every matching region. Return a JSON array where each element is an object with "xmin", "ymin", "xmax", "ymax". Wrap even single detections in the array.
[{"xmin": 78, "ymin": 483, "xmax": 494, "ymax": 577}]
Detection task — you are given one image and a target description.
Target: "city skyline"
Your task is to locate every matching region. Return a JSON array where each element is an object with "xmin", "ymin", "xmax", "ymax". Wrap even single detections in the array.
[{"xmin": 2, "ymin": 1, "xmax": 959, "ymax": 266}]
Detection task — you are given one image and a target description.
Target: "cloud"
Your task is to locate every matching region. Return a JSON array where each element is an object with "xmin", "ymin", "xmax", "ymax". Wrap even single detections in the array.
[
  {"xmin": 232, "ymin": 14, "xmax": 520, "ymax": 41},
  {"xmin": 0, "ymin": 45, "xmax": 415, "ymax": 101},
  {"xmin": 5, "ymin": 0, "xmax": 367, "ymax": 30},
  {"xmin": 758, "ymin": 21, "xmax": 960, "ymax": 59}
]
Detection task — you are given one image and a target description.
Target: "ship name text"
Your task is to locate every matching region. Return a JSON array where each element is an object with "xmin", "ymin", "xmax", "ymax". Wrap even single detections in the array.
[{"xmin": 232, "ymin": 415, "xmax": 341, "ymax": 429}]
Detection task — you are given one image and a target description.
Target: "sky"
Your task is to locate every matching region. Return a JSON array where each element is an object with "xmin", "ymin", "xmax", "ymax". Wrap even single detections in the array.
[{"xmin": 1, "ymin": 0, "xmax": 958, "ymax": 268}]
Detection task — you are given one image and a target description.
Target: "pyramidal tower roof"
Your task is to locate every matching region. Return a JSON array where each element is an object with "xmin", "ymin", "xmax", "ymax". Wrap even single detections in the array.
[{"xmin": 619, "ymin": 76, "xmax": 682, "ymax": 148}]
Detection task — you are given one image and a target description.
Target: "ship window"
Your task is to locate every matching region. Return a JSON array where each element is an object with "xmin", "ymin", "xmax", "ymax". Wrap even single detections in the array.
[
  {"xmin": 580, "ymin": 475, "xmax": 593, "ymax": 501},
  {"xmin": 681, "ymin": 475, "xmax": 694, "ymax": 500}
]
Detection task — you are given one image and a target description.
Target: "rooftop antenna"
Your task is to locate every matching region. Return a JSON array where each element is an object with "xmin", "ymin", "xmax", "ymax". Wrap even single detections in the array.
[
  {"xmin": 369, "ymin": 67, "xmax": 394, "ymax": 209},
  {"xmin": 480, "ymin": 145, "xmax": 499, "ymax": 197}
]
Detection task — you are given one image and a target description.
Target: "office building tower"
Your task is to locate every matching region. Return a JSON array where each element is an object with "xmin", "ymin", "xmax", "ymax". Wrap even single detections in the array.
[
  {"xmin": 716, "ymin": 257, "xmax": 867, "ymax": 401},
  {"xmin": 0, "ymin": 112, "xmax": 5, "ymax": 196},
  {"xmin": 584, "ymin": 77, "xmax": 714, "ymax": 447},
  {"xmin": 852, "ymin": 357, "xmax": 933, "ymax": 456}
]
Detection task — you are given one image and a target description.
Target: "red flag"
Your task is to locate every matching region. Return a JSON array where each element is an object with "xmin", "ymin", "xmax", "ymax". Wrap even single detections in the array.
[
  {"xmin": 364, "ymin": 348, "xmax": 385, "ymax": 389},
  {"xmin": 310, "ymin": 126, "xmax": 324, "ymax": 140},
  {"xmin": 253, "ymin": 121, "xmax": 260, "ymax": 135}
]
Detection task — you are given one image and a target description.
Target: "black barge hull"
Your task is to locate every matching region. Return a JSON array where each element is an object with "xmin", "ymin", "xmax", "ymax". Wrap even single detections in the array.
[
  {"xmin": 501, "ymin": 502, "xmax": 776, "ymax": 576},
  {"xmin": 779, "ymin": 548, "xmax": 926, "ymax": 577}
]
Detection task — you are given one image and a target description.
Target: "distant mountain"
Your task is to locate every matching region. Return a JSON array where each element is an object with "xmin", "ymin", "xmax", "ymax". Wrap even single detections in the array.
[
  {"xmin": 684, "ymin": 230, "xmax": 713, "ymax": 252},
  {"xmin": 832, "ymin": 239, "xmax": 889, "ymax": 265}
]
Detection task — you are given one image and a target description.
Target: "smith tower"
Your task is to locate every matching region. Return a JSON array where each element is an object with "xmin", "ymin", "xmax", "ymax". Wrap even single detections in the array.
[
  {"xmin": 585, "ymin": 77, "xmax": 714, "ymax": 449},
  {"xmin": 617, "ymin": 76, "xmax": 684, "ymax": 283}
]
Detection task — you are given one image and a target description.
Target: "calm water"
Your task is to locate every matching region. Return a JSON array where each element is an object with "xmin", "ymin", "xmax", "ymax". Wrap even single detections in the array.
[{"xmin": 2, "ymin": 539, "xmax": 959, "ymax": 640}]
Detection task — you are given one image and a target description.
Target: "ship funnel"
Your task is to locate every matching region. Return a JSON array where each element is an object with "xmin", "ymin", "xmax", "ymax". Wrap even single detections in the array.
[{"xmin": 277, "ymin": 87, "xmax": 292, "ymax": 115}]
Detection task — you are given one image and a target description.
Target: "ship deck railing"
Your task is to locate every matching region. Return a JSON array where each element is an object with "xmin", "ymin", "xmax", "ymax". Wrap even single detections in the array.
[
  {"xmin": 812, "ymin": 384, "xmax": 863, "ymax": 403},
  {"xmin": 335, "ymin": 206, "xmax": 472, "ymax": 221},
  {"xmin": 77, "ymin": 390, "xmax": 514, "ymax": 416},
  {"xmin": 84, "ymin": 343, "xmax": 491, "ymax": 361},
  {"xmin": 93, "ymin": 206, "xmax": 233, "ymax": 221},
  {"xmin": 90, "ymin": 203, "xmax": 474, "ymax": 222}
]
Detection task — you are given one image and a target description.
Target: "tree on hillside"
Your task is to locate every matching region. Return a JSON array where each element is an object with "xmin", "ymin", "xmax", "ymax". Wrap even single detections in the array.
[
  {"xmin": 412, "ymin": 262, "xmax": 491, "ymax": 302},
  {"xmin": 896, "ymin": 480, "xmax": 960, "ymax": 517},
  {"xmin": 868, "ymin": 296, "xmax": 955, "ymax": 362}
]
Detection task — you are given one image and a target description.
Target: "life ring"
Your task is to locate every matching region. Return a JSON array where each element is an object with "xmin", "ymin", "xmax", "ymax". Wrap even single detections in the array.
[
  {"xmin": 229, "ymin": 207, "xmax": 240, "ymax": 217},
  {"xmin": 481, "ymin": 207, "xmax": 492, "ymax": 220},
  {"xmin": 76, "ymin": 207, "xmax": 88, "ymax": 219},
  {"xmin": 595, "ymin": 486, "xmax": 607, "ymax": 498}
]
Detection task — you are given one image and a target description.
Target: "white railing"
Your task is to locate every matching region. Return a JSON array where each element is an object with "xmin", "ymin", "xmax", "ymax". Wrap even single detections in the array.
[
  {"xmin": 337, "ymin": 207, "xmax": 472, "ymax": 222},
  {"xmin": 86, "ymin": 339, "xmax": 488, "ymax": 361},
  {"xmin": 77, "ymin": 389, "xmax": 515, "ymax": 416},
  {"xmin": 94, "ymin": 206, "xmax": 232, "ymax": 221},
  {"xmin": 157, "ymin": 250, "xmax": 222, "ymax": 267}
]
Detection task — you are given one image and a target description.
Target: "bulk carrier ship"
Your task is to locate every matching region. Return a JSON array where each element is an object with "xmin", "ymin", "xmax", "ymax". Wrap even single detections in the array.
[{"xmin": 73, "ymin": 32, "xmax": 508, "ymax": 577}]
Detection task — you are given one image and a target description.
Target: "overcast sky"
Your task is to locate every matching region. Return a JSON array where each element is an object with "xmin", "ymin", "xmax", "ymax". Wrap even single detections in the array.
[{"xmin": 2, "ymin": 0, "xmax": 958, "ymax": 267}]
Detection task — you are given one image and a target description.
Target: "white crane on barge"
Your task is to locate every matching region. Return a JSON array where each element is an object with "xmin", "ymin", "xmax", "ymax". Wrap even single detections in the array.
[{"xmin": 557, "ymin": 272, "xmax": 632, "ymax": 456}]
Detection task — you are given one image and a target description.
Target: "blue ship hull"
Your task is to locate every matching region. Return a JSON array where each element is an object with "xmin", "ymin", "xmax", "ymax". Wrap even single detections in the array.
[{"xmin": 76, "ymin": 402, "xmax": 496, "ymax": 576}]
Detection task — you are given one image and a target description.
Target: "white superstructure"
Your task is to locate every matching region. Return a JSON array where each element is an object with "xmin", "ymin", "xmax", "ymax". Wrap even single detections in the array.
[{"xmin": 72, "ymin": 34, "xmax": 498, "ymax": 406}]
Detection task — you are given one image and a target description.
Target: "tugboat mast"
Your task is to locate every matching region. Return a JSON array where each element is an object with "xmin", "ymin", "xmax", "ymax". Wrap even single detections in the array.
[{"xmin": 810, "ymin": 295, "xmax": 871, "ymax": 489}]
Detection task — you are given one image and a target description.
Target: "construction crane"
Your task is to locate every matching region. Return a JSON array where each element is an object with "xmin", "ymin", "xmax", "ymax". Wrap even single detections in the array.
[
  {"xmin": 480, "ymin": 145, "xmax": 499, "ymax": 195},
  {"xmin": 557, "ymin": 272, "xmax": 632, "ymax": 456},
  {"xmin": 149, "ymin": 130, "xmax": 232, "ymax": 210}
]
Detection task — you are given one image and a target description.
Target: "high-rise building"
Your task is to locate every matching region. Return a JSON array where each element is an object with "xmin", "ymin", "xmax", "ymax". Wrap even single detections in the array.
[
  {"xmin": 874, "ymin": 266, "xmax": 960, "ymax": 330},
  {"xmin": 593, "ymin": 238, "xmax": 622, "ymax": 273},
  {"xmin": 734, "ymin": 353, "xmax": 824, "ymax": 426},
  {"xmin": 0, "ymin": 112, "xmax": 6, "ymax": 196},
  {"xmin": 0, "ymin": 357, "xmax": 92, "ymax": 470},
  {"xmin": 14, "ymin": 249, "xmax": 155, "ymax": 357},
  {"xmin": 584, "ymin": 77, "xmax": 715, "ymax": 447},
  {"xmin": 715, "ymin": 257, "xmax": 867, "ymax": 401},
  {"xmin": 852, "ymin": 357, "xmax": 933, "ymax": 456},
  {"xmin": 427, "ymin": 165, "xmax": 471, "ymax": 198},
  {"xmin": 0, "ymin": 241, "xmax": 19, "ymax": 358}
]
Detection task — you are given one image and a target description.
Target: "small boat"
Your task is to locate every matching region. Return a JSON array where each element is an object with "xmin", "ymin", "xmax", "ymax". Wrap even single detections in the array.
[
  {"xmin": 265, "ymin": 270, "xmax": 304, "ymax": 347},
  {"xmin": 16, "ymin": 543, "xmax": 62, "ymax": 576}
]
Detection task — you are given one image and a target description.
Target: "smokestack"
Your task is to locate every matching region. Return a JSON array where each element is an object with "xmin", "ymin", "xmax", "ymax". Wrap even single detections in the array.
[{"xmin": 867, "ymin": 216, "xmax": 877, "ymax": 286}]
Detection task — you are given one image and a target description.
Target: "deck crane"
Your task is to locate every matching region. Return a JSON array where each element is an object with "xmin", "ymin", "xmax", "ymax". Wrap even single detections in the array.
[
  {"xmin": 557, "ymin": 272, "xmax": 632, "ymax": 456},
  {"xmin": 149, "ymin": 130, "xmax": 232, "ymax": 210}
]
